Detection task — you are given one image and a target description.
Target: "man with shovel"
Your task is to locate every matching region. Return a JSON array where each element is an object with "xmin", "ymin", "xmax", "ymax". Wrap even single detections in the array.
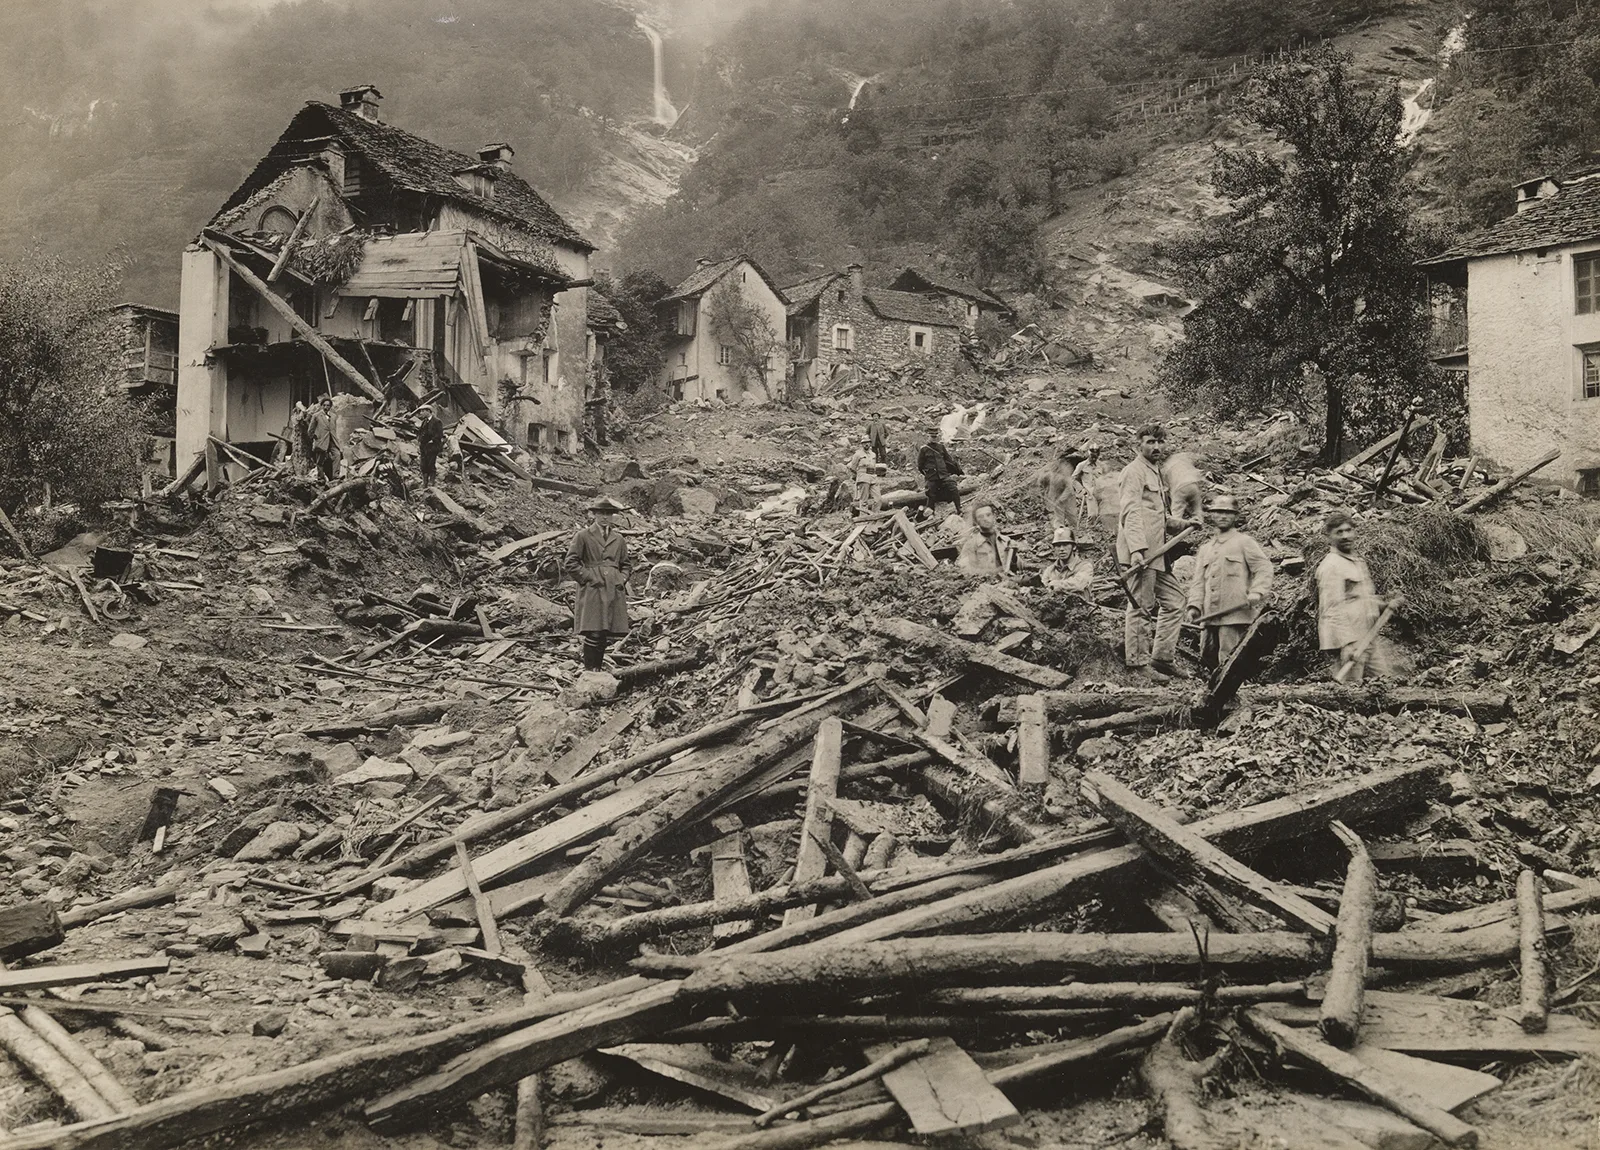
[
  {"xmin": 1117, "ymin": 424, "xmax": 1200, "ymax": 682},
  {"xmin": 1184, "ymin": 493, "xmax": 1273, "ymax": 669}
]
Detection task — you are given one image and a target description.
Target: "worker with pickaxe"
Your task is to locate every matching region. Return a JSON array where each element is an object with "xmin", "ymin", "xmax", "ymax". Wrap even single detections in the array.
[
  {"xmin": 1184, "ymin": 493, "xmax": 1273, "ymax": 670},
  {"xmin": 1116, "ymin": 423, "xmax": 1201, "ymax": 683}
]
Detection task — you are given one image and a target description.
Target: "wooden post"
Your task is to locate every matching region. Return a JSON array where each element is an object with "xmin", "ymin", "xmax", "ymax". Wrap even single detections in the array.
[
  {"xmin": 784, "ymin": 718, "xmax": 844, "ymax": 926},
  {"xmin": 266, "ymin": 196, "xmax": 318, "ymax": 283},
  {"xmin": 1516, "ymin": 869, "xmax": 1548, "ymax": 1034},
  {"xmin": 1016, "ymin": 694, "xmax": 1049, "ymax": 789},
  {"xmin": 456, "ymin": 841, "xmax": 501, "ymax": 956},
  {"xmin": 1320, "ymin": 822, "xmax": 1376, "ymax": 1048}
]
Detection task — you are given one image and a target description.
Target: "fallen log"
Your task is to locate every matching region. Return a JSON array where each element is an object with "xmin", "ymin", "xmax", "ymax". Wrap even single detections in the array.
[
  {"xmin": 1085, "ymin": 773, "xmax": 1335, "ymax": 937},
  {"xmin": 995, "ymin": 683, "xmax": 1510, "ymax": 726},
  {"xmin": 865, "ymin": 618, "xmax": 1069, "ymax": 689},
  {"xmin": 919, "ymin": 981, "xmax": 1305, "ymax": 1011},
  {"xmin": 784, "ymin": 719, "xmax": 843, "ymax": 926},
  {"xmin": 613, "ymin": 650, "xmax": 705, "ymax": 687},
  {"xmin": 1141, "ymin": 1007, "xmax": 1228, "ymax": 1150},
  {"xmin": 637, "ymin": 928, "xmax": 1520, "ymax": 1004},
  {"xmin": 155, "ymin": 453, "xmax": 207, "ymax": 499},
  {"xmin": 1320, "ymin": 823, "xmax": 1376, "ymax": 1048},
  {"xmin": 365, "ymin": 980, "xmax": 687, "ymax": 1132},
  {"xmin": 1455, "ymin": 448, "xmax": 1560, "ymax": 514},
  {"xmin": 876, "ymin": 479, "xmax": 980, "ymax": 510},
  {"xmin": 0, "ymin": 1007, "xmax": 117, "ymax": 1121},
  {"xmin": 1405, "ymin": 876, "xmax": 1600, "ymax": 933},
  {"xmin": 1516, "ymin": 869, "xmax": 1548, "ymax": 1034},
  {"xmin": 20, "ymin": 1005, "xmax": 138, "ymax": 1112},
  {"xmin": 59, "ymin": 885, "xmax": 179, "ymax": 930},
  {"xmin": 1245, "ymin": 1008, "xmax": 1478, "ymax": 1147},
  {"xmin": 917, "ymin": 761, "xmax": 1051, "ymax": 844},
  {"xmin": 1339, "ymin": 417, "xmax": 1435, "ymax": 475},
  {"xmin": 661, "ymin": 1010, "xmax": 1121, "ymax": 1043},
  {"xmin": 545, "ymin": 680, "xmax": 876, "ymax": 917},
  {"xmin": 800, "ymin": 762, "xmax": 1438, "ymax": 946},
  {"xmin": 753, "ymin": 1040, "xmax": 929, "ymax": 1127},
  {"xmin": 308, "ymin": 476, "xmax": 372, "ymax": 514}
]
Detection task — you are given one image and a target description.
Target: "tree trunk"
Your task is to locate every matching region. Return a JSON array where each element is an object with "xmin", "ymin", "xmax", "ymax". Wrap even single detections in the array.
[{"xmin": 1323, "ymin": 379, "xmax": 1345, "ymax": 465}]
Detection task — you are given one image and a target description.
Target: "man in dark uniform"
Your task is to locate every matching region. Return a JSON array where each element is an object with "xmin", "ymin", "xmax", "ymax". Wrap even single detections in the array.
[
  {"xmin": 867, "ymin": 413, "xmax": 889, "ymax": 465},
  {"xmin": 416, "ymin": 404, "xmax": 445, "ymax": 487},
  {"xmin": 917, "ymin": 424, "xmax": 964, "ymax": 518},
  {"xmin": 566, "ymin": 495, "xmax": 632, "ymax": 671}
]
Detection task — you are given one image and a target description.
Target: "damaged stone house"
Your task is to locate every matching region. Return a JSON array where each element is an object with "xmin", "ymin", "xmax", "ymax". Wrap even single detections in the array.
[
  {"xmin": 109, "ymin": 302, "xmax": 180, "ymax": 467},
  {"xmin": 784, "ymin": 265, "xmax": 964, "ymax": 394},
  {"xmin": 1421, "ymin": 167, "xmax": 1600, "ymax": 493},
  {"xmin": 176, "ymin": 84, "xmax": 600, "ymax": 472},
  {"xmin": 656, "ymin": 255, "xmax": 789, "ymax": 404},
  {"xmin": 886, "ymin": 266, "xmax": 1010, "ymax": 330}
]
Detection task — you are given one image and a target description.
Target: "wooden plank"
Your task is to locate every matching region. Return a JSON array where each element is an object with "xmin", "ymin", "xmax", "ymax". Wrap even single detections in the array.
[
  {"xmin": 366, "ymin": 980, "xmax": 688, "ymax": 1132},
  {"xmin": 1411, "ymin": 876, "xmax": 1600, "ymax": 933},
  {"xmin": 891, "ymin": 510, "xmax": 938, "ymax": 570},
  {"xmin": 548, "ymin": 707, "xmax": 641, "ymax": 785},
  {"xmin": 869, "ymin": 1036, "xmax": 1019, "ymax": 1136},
  {"xmin": 487, "ymin": 530, "xmax": 565, "ymax": 563},
  {"xmin": 710, "ymin": 825, "xmax": 756, "ymax": 943},
  {"xmin": 1085, "ymin": 772, "xmax": 1335, "ymax": 937},
  {"xmin": 266, "ymin": 196, "xmax": 317, "ymax": 282},
  {"xmin": 1261, "ymin": 991, "xmax": 1600, "ymax": 1060},
  {"xmin": 598, "ymin": 1043, "xmax": 780, "ymax": 1111},
  {"xmin": 783, "ymin": 717, "xmax": 844, "ymax": 927},
  {"xmin": 1351, "ymin": 1046, "xmax": 1500, "ymax": 1112},
  {"xmin": 0, "ymin": 958, "xmax": 168, "ymax": 993},
  {"xmin": 455, "ymin": 841, "xmax": 501, "ymax": 956},
  {"xmin": 1516, "ymin": 868, "xmax": 1549, "ymax": 1034},
  {"xmin": 866, "ymin": 618, "xmax": 1069, "ymax": 689},
  {"xmin": 1456, "ymin": 448, "xmax": 1561, "ymax": 514},
  {"xmin": 1244, "ymin": 1008, "xmax": 1479, "ymax": 1146},
  {"xmin": 1016, "ymin": 694, "xmax": 1049, "ymax": 788}
]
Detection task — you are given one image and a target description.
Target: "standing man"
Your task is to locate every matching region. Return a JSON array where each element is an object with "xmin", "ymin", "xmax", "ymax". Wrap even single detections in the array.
[
  {"xmin": 1038, "ymin": 447, "xmax": 1083, "ymax": 532},
  {"xmin": 566, "ymin": 495, "xmax": 632, "ymax": 672},
  {"xmin": 1074, "ymin": 444, "xmax": 1102, "ymax": 525},
  {"xmin": 308, "ymin": 396, "xmax": 338, "ymax": 482},
  {"xmin": 416, "ymin": 404, "xmax": 445, "ymax": 488},
  {"xmin": 918, "ymin": 424, "xmax": 965, "ymax": 518},
  {"xmin": 867, "ymin": 412, "xmax": 889, "ymax": 465},
  {"xmin": 1184, "ymin": 493, "xmax": 1273, "ymax": 668},
  {"xmin": 1117, "ymin": 423, "xmax": 1192, "ymax": 682},
  {"xmin": 1316, "ymin": 511, "xmax": 1395, "ymax": 682},
  {"xmin": 956, "ymin": 501, "xmax": 1016, "ymax": 576}
]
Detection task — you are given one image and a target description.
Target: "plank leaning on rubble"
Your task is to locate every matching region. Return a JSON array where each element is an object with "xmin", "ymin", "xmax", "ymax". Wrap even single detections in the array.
[
  {"xmin": 783, "ymin": 718, "xmax": 844, "ymax": 926},
  {"xmin": 1454, "ymin": 448, "xmax": 1561, "ymax": 514},
  {"xmin": 865, "ymin": 618, "xmax": 1069, "ymax": 689}
]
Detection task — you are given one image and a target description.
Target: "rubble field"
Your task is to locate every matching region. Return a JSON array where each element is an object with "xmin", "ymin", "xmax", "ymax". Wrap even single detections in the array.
[{"xmin": 5, "ymin": 371, "xmax": 1600, "ymax": 1150}]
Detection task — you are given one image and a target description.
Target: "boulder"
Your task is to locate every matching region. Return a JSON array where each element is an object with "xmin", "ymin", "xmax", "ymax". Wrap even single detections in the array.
[
  {"xmin": 1479, "ymin": 520, "xmax": 1528, "ymax": 561},
  {"xmin": 310, "ymin": 742, "xmax": 362, "ymax": 777},
  {"xmin": 563, "ymin": 671, "xmax": 619, "ymax": 708},
  {"xmin": 676, "ymin": 487, "xmax": 718, "ymax": 517},
  {"xmin": 333, "ymin": 757, "xmax": 414, "ymax": 787}
]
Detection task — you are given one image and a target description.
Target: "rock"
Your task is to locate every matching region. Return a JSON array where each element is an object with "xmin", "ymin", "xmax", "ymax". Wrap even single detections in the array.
[
  {"xmin": 249, "ymin": 505, "xmax": 288, "ymax": 525},
  {"xmin": 362, "ymin": 780, "xmax": 411, "ymax": 800},
  {"xmin": 164, "ymin": 943, "xmax": 199, "ymax": 958},
  {"xmin": 310, "ymin": 742, "xmax": 362, "ymax": 777},
  {"xmin": 1024, "ymin": 377, "xmax": 1050, "ymax": 393},
  {"xmin": 314, "ymin": 678, "xmax": 347, "ymax": 697},
  {"xmin": 252, "ymin": 1012, "xmax": 289, "ymax": 1038},
  {"xmin": 407, "ymin": 729, "xmax": 473, "ymax": 753},
  {"xmin": 1075, "ymin": 736, "xmax": 1121, "ymax": 762},
  {"xmin": 332, "ymin": 757, "xmax": 414, "ymax": 787},
  {"xmin": 1095, "ymin": 388, "xmax": 1124, "ymax": 400},
  {"xmin": 207, "ymin": 778, "xmax": 238, "ymax": 801},
  {"xmin": 676, "ymin": 487, "xmax": 718, "ymax": 517},
  {"xmin": 233, "ymin": 821, "xmax": 302, "ymax": 861},
  {"xmin": 371, "ymin": 876, "xmax": 422, "ymax": 902},
  {"xmin": 236, "ymin": 933, "xmax": 271, "ymax": 957},
  {"xmin": 517, "ymin": 699, "xmax": 582, "ymax": 756},
  {"xmin": 544, "ymin": 1055, "xmax": 620, "ymax": 1102},
  {"xmin": 189, "ymin": 913, "xmax": 249, "ymax": 950},
  {"xmin": 377, "ymin": 956, "xmax": 427, "ymax": 991},
  {"xmin": 108, "ymin": 633, "xmax": 148, "ymax": 651},
  {"xmin": 604, "ymin": 460, "xmax": 646, "ymax": 482},
  {"xmin": 422, "ymin": 948, "xmax": 463, "ymax": 976},
  {"xmin": 562, "ymin": 671, "xmax": 619, "ymax": 709},
  {"xmin": 320, "ymin": 951, "xmax": 385, "ymax": 980},
  {"xmin": 1479, "ymin": 520, "xmax": 1528, "ymax": 561},
  {"xmin": 501, "ymin": 589, "xmax": 572, "ymax": 632}
]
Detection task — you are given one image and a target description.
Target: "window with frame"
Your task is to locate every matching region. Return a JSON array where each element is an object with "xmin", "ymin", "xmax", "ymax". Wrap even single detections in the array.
[
  {"xmin": 1578, "ymin": 253, "xmax": 1600, "ymax": 314},
  {"xmin": 1585, "ymin": 348, "xmax": 1600, "ymax": 399},
  {"xmin": 909, "ymin": 326, "xmax": 932, "ymax": 352},
  {"xmin": 1580, "ymin": 469, "xmax": 1600, "ymax": 498},
  {"xmin": 718, "ymin": 344, "xmax": 734, "ymax": 366},
  {"xmin": 832, "ymin": 325, "xmax": 853, "ymax": 351}
]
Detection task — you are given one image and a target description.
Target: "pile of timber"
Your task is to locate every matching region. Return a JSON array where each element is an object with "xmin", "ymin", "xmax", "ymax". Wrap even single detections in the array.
[{"xmin": 14, "ymin": 664, "xmax": 1598, "ymax": 1150}]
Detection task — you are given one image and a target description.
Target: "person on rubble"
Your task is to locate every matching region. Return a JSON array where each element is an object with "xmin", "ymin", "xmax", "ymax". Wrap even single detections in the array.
[
  {"xmin": 847, "ymin": 439, "xmax": 883, "ymax": 512},
  {"xmin": 1117, "ymin": 423, "xmax": 1195, "ymax": 683},
  {"xmin": 918, "ymin": 424, "xmax": 964, "ymax": 518},
  {"xmin": 416, "ymin": 404, "xmax": 445, "ymax": 488},
  {"xmin": 1184, "ymin": 493, "xmax": 1273, "ymax": 668},
  {"xmin": 1041, "ymin": 525, "xmax": 1094, "ymax": 593},
  {"xmin": 956, "ymin": 501, "xmax": 1016, "ymax": 577},
  {"xmin": 1316, "ymin": 510, "xmax": 1397, "ymax": 682},
  {"xmin": 567, "ymin": 495, "xmax": 632, "ymax": 672},
  {"xmin": 1038, "ymin": 446, "xmax": 1084, "ymax": 532},
  {"xmin": 308, "ymin": 396, "xmax": 338, "ymax": 482},
  {"xmin": 1074, "ymin": 444, "xmax": 1102, "ymax": 525},
  {"xmin": 867, "ymin": 413, "xmax": 889, "ymax": 465}
]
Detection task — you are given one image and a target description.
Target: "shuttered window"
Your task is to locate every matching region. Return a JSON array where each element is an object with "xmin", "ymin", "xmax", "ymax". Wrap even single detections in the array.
[{"xmin": 1577, "ymin": 253, "xmax": 1600, "ymax": 314}]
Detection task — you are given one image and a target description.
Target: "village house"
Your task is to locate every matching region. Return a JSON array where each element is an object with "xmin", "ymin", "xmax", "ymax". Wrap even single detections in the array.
[
  {"xmin": 785, "ymin": 265, "xmax": 964, "ymax": 394},
  {"xmin": 656, "ymin": 255, "xmax": 788, "ymax": 404},
  {"xmin": 110, "ymin": 302, "xmax": 181, "ymax": 474},
  {"xmin": 175, "ymin": 84, "xmax": 598, "ymax": 473},
  {"xmin": 886, "ymin": 266, "xmax": 1010, "ymax": 330},
  {"xmin": 1421, "ymin": 168, "xmax": 1600, "ymax": 493}
]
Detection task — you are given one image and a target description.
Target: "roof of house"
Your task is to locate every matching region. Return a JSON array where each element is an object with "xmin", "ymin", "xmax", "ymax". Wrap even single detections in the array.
[
  {"xmin": 780, "ymin": 272, "xmax": 843, "ymax": 316},
  {"xmin": 863, "ymin": 289, "xmax": 961, "ymax": 327},
  {"xmin": 212, "ymin": 101, "xmax": 592, "ymax": 252},
  {"xmin": 1422, "ymin": 175, "xmax": 1600, "ymax": 265},
  {"xmin": 889, "ymin": 266, "xmax": 1007, "ymax": 309},
  {"xmin": 110, "ymin": 302, "xmax": 179, "ymax": 322},
  {"xmin": 661, "ymin": 255, "xmax": 787, "ymax": 303},
  {"xmin": 587, "ymin": 292, "xmax": 624, "ymax": 331}
]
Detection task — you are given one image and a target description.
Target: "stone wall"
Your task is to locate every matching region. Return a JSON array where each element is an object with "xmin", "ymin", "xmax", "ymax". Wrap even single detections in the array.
[{"xmin": 809, "ymin": 285, "xmax": 963, "ymax": 382}]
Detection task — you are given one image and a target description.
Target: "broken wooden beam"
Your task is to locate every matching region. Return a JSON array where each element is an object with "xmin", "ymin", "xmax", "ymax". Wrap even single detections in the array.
[
  {"xmin": 0, "ymin": 958, "xmax": 168, "ymax": 993},
  {"xmin": 753, "ymin": 1039, "xmax": 929, "ymax": 1127},
  {"xmin": 0, "ymin": 1007, "xmax": 118, "ymax": 1121},
  {"xmin": 1320, "ymin": 822, "xmax": 1376, "ymax": 1048},
  {"xmin": 1084, "ymin": 773, "xmax": 1336, "ymax": 937},
  {"xmin": 1516, "ymin": 869, "xmax": 1549, "ymax": 1034},
  {"xmin": 1245, "ymin": 1008, "xmax": 1478, "ymax": 1147},
  {"xmin": 784, "ymin": 718, "xmax": 843, "ymax": 927},
  {"xmin": 891, "ymin": 510, "xmax": 938, "ymax": 570},
  {"xmin": 866, "ymin": 618, "xmax": 1069, "ymax": 689},
  {"xmin": 872, "ymin": 1035, "xmax": 1019, "ymax": 1136},
  {"xmin": 1410, "ymin": 876, "xmax": 1600, "ymax": 933},
  {"xmin": 1455, "ymin": 448, "xmax": 1560, "ymax": 514},
  {"xmin": 613, "ymin": 650, "xmax": 705, "ymax": 687},
  {"xmin": 1015, "ymin": 694, "xmax": 1049, "ymax": 788},
  {"xmin": 710, "ymin": 819, "xmax": 756, "ymax": 943},
  {"xmin": 1140, "ymin": 1007, "xmax": 1223, "ymax": 1150},
  {"xmin": 20, "ymin": 1005, "xmax": 138, "ymax": 1112},
  {"xmin": 918, "ymin": 981, "xmax": 1306, "ymax": 1011}
]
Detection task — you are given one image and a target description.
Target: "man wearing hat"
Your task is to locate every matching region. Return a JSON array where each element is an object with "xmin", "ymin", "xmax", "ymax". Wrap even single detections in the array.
[
  {"xmin": 1038, "ymin": 446, "xmax": 1084, "ymax": 532},
  {"xmin": 1185, "ymin": 492, "xmax": 1273, "ymax": 668},
  {"xmin": 917, "ymin": 424, "xmax": 964, "ymax": 518},
  {"xmin": 566, "ymin": 496, "xmax": 632, "ymax": 671},
  {"xmin": 1042, "ymin": 525, "xmax": 1094, "ymax": 593},
  {"xmin": 416, "ymin": 403, "xmax": 445, "ymax": 487}
]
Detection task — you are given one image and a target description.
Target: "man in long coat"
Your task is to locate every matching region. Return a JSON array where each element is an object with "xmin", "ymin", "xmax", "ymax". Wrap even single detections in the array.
[
  {"xmin": 416, "ymin": 404, "xmax": 445, "ymax": 488},
  {"xmin": 308, "ymin": 396, "xmax": 338, "ymax": 482},
  {"xmin": 1117, "ymin": 423, "xmax": 1193, "ymax": 681},
  {"xmin": 917, "ymin": 424, "xmax": 964, "ymax": 517},
  {"xmin": 567, "ymin": 495, "xmax": 632, "ymax": 671}
]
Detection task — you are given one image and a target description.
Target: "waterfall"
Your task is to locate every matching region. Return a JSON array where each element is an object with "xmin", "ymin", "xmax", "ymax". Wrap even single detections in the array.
[
  {"xmin": 638, "ymin": 20, "xmax": 679, "ymax": 127},
  {"xmin": 849, "ymin": 77, "xmax": 869, "ymax": 109}
]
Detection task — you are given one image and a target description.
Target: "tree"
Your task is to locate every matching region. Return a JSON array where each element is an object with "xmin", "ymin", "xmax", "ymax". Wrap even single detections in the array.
[
  {"xmin": 704, "ymin": 278, "xmax": 782, "ymax": 401},
  {"xmin": 0, "ymin": 250, "xmax": 147, "ymax": 516},
  {"xmin": 592, "ymin": 270, "xmax": 670, "ymax": 394},
  {"xmin": 1159, "ymin": 49, "xmax": 1445, "ymax": 462}
]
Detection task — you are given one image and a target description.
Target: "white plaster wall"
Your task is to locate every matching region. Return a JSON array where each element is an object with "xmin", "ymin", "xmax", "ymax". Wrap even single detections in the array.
[
  {"xmin": 226, "ymin": 375, "xmax": 292, "ymax": 445},
  {"xmin": 1469, "ymin": 247, "xmax": 1600, "ymax": 483},
  {"xmin": 679, "ymin": 261, "xmax": 787, "ymax": 403},
  {"xmin": 175, "ymin": 245, "xmax": 230, "ymax": 469}
]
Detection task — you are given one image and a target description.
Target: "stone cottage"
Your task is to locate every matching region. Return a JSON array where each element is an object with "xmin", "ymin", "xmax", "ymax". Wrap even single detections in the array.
[
  {"xmin": 785, "ymin": 265, "xmax": 964, "ymax": 393},
  {"xmin": 1421, "ymin": 167, "xmax": 1600, "ymax": 492},
  {"xmin": 176, "ymin": 84, "xmax": 598, "ymax": 473},
  {"xmin": 657, "ymin": 256, "xmax": 789, "ymax": 404},
  {"xmin": 887, "ymin": 266, "xmax": 1010, "ymax": 330}
]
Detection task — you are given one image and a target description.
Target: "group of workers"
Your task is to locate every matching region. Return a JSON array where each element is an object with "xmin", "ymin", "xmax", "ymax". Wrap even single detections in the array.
[{"xmin": 287, "ymin": 399, "xmax": 451, "ymax": 487}]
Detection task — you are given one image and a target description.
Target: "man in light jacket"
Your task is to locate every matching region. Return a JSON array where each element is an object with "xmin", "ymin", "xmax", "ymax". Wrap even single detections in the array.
[
  {"xmin": 1184, "ymin": 493, "xmax": 1273, "ymax": 668},
  {"xmin": 1116, "ymin": 423, "xmax": 1194, "ymax": 681}
]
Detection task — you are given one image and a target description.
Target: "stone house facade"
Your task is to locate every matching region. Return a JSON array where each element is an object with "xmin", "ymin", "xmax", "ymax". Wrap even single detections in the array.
[
  {"xmin": 887, "ymin": 266, "xmax": 1010, "ymax": 330},
  {"xmin": 785, "ymin": 265, "xmax": 964, "ymax": 393}
]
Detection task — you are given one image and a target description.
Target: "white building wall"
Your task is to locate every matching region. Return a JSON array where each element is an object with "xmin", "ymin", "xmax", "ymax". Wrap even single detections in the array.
[
  {"xmin": 1468, "ymin": 247, "xmax": 1600, "ymax": 485},
  {"xmin": 175, "ymin": 245, "xmax": 230, "ymax": 470},
  {"xmin": 672, "ymin": 261, "xmax": 788, "ymax": 404}
]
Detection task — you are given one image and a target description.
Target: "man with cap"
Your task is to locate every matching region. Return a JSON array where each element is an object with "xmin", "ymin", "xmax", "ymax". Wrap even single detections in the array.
[
  {"xmin": 1041, "ymin": 525, "xmax": 1094, "ymax": 593},
  {"xmin": 1038, "ymin": 446, "xmax": 1083, "ymax": 532},
  {"xmin": 566, "ymin": 496, "xmax": 632, "ymax": 671},
  {"xmin": 866, "ymin": 412, "xmax": 889, "ymax": 465},
  {"xmin": 416, "ymin": 403, "xmax": 445, "ymax": 487},
  {"xmin": 1185, "ymin": 492, "xmax": 1273, "ymax": 668},
  {"xmin": 1117, "ymin": 423, "xmax": 1195, "ymax": 681},
  {"xmin": 917, "ymin": 424, "xmax": 965, "ymax": 518}
]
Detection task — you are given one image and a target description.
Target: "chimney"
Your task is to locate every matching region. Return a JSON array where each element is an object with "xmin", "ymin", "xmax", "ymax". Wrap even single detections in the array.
[
  {"xmin": 1515, "ymin": 174, "xmax": 1561, "ymax": 213},
  {"xmin": 696, "ymin": 256, "xmax": 714, "ymax": 268},
  {"xmin": 338, "ymin": 84, "xmax": 383, "ymax": 122},
  {"xmin": 477, "ymin": 143, "xmax": 514, "ymax": 172},
  {"xmin": 846, "ymin": 262, "xmax": 864, "ymax": 298}
]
